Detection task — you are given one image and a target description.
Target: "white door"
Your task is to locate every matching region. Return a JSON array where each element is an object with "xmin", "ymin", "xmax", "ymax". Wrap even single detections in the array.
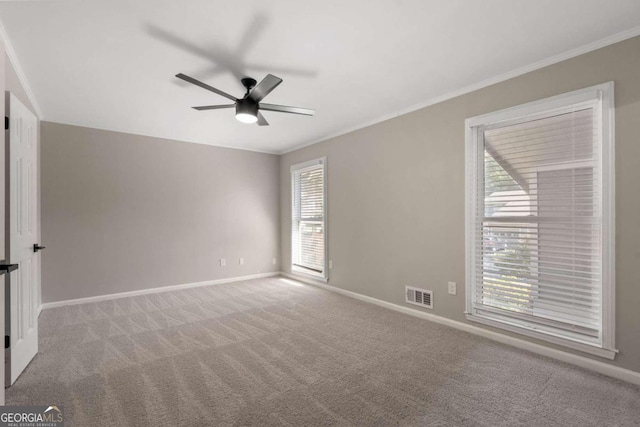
[{"xmin": 6, "ymin": 93, "xmax": 39, "ymax": 386}]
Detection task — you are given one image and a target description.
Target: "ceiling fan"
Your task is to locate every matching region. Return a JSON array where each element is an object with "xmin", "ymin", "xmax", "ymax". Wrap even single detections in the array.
[{"xmin": 176, "ymin": 73, "xmax": 315, "ymax": 126}]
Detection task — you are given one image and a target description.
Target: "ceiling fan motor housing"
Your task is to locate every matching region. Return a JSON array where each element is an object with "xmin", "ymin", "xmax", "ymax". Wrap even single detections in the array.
[{"xmin": 236, "ymin": 98, "xmax": 258, "ymax": 116}]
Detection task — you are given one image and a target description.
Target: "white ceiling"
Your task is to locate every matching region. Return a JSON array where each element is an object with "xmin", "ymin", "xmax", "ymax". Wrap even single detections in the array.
[{"xmin": 1, "ymin": 1, "xmax": 639, "ymax": 154}]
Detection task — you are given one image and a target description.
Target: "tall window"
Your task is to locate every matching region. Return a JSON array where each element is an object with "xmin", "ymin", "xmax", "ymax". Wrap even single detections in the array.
[
  {"xmin": 291, "ymin": 158, "xmax": 327, "ymax": 280},
  {"xmin": 465, "ymin": 83, "xmax": 615, "ymax": 359}
]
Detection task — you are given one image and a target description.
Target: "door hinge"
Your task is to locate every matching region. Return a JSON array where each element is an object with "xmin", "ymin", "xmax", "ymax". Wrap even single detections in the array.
[
  {"xmin": 4, "ymin": 117, "xmax": 8, "ymax": 130},
  {"xmin": 4, "ymin": 335, "xmax": 9, "ymax": 349}
]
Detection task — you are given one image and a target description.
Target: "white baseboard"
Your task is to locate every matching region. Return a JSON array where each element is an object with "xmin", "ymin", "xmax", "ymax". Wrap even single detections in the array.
[
  {"xmin": 40, "ymin": 272, "xmax": 280, "ymax": 310},
  {"xmin": 281, "ymin": 272, "xmax": 640, "ymax": 386}
]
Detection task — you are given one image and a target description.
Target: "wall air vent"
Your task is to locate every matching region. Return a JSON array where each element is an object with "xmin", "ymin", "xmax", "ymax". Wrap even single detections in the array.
[{"xmin": 405, "ymin": 286, "xmax": 433, "ymax": 309}]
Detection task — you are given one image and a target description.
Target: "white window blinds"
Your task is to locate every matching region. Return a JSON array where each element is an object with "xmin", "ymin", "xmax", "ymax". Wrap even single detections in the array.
[
  {"xmin": 291, "ymin": 158, "xmax": 326, "ymax": 277},
  {"xmin": 466, "ymin": 84, "xmax": 615, "ymax": 356}
]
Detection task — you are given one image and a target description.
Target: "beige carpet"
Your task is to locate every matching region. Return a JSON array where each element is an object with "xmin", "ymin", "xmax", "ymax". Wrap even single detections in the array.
[{"xmin": 6, "ymin": 277, "xmax": 640, "ymax": 426}]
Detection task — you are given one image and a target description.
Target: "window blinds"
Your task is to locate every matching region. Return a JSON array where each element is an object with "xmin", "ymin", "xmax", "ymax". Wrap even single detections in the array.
[
  {"xmin": 472, "ymin": 103, "xmax": 603, "ymax": 345},
  {"xmin": 291, "ymin": 160, "xmax": 325, "ymax": 275}
]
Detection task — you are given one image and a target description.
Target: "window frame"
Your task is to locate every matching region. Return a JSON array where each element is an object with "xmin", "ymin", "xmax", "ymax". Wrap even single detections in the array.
[
  {"xmin": 464, "ymin": 82, "xmax": 616, "ymax": 359},
  {"xmin": 290, "ymin": 157, "xmax": 328, "ymax": 282}
]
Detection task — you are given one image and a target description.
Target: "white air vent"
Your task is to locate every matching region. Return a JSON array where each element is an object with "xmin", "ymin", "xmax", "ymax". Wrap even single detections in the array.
[{"xmin": 405, "ymin": 286, "xmax": 433, "ymax": 309}]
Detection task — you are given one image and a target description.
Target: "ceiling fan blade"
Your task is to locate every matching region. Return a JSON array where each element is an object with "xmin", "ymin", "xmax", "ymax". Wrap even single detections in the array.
[
  {"xmin": 192, "ymin": 104, "xmax": 235, "ymax": 111},
  {"xmin": 248, "ymin": 74, "xmax": 282, "ymax": 102},
  {"xmin": 259, "ymin": 103, "xmax": 315, "ymax": 116},
  {"xmin": 246, "ymin": 63, "xmax": 317, "ymax": 78},
  {"xmin": 256, "ymin": 112, "xmax": 269, "ymax": 126},
  {"xmin": 176, "ymin": 73, "xmax": 237, "ymax": 101},
  {"xmin": 236, "ymin": 13, "xmax": 268, "ymax": 54}
]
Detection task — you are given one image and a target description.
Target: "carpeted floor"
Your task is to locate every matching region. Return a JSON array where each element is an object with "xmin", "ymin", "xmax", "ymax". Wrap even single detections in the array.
[{"xmin": 6, "ymin": 277, "xmax": 640, "ymax": 426}]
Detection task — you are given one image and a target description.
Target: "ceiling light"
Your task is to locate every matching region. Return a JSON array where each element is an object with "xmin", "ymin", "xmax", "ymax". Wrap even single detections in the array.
[
  {"xmin": 235, "ymin": 99, "xmax": 258, "ymax": 124},
  {"xmin": 236, "ymin": 112, "xmax": 257, "ymax": 123}
]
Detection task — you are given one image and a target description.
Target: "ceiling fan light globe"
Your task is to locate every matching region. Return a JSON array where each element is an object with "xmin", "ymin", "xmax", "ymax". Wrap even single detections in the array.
[{"xmin": 236, "ymin": 112, "xmax": 258, "ymax": 124}]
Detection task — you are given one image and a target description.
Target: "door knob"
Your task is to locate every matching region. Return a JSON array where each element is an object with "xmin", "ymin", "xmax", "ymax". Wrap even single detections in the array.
[{"xmin": 33, "ymin": 244, "xmax": 46, "ymax": 253}]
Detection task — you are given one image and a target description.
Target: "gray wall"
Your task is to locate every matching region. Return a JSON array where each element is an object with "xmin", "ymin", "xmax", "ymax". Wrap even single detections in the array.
[
  {"xmin": 42, "ymin": 123, "xmax": 280, "ymax": 302},
  {"xmin": 280, "ymin": 36, "xmax": 640, "ymax": 373}
]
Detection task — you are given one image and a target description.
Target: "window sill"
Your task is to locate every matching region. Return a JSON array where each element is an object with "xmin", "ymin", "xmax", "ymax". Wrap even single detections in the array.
[
  {"xmin": 291, "ymin": 266, "xmax": 328, "ymax": 283},
  {"xmin": 466, "ymin": 313, "xmax": 618, "ymax": 360}
]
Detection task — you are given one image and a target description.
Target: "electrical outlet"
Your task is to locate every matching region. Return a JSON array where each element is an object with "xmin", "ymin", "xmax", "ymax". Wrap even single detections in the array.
[
  {"xmin": 239, "ymin": 257, "xmax": 244, "ymax": 265},
  {"xmin": 272, "ymin": 258, "xmax": 277, "ymax": 265},
  {"xmin": 448, "ymin": 281, "xmax": 457, "ymax": 295},
  {"xmin": 220, "ymin": 258, "xmax": 226, "ymax": 267},
  {"xmin": 329, "ymin": 260, "xmax": 333, "ymax": 269}
]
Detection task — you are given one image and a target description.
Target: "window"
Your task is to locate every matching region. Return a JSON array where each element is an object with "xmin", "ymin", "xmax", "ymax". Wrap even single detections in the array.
[
  {"xmin": 465, "ymin": 83, "xmax": 616, "ymax": 359},
  {"xmin": 291, "ymin": 158, "xmax": 327, "ymax": 280}
]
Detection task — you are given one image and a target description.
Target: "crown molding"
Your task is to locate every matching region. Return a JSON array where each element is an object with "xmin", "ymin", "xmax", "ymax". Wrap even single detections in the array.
[
  {"xmin": 281, "ymin": 25, "xmax": 640, "ymax": 155},
  {"xmin": 42, "ymin": 119, "xmax": 281, "ymax": 155},
  {"xmin": 0, "ymin": 16, "xmax": 43, "ymax": 119}
]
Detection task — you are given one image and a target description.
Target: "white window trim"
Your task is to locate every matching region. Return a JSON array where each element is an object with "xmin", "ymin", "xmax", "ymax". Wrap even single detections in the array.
[
  {"xmin": 290, "ymin": 157, "xmax": 328, "ymax": 282},
  {"xmin": 464, "ymin": 82, "xmax": 616, "ymax": 359}
]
